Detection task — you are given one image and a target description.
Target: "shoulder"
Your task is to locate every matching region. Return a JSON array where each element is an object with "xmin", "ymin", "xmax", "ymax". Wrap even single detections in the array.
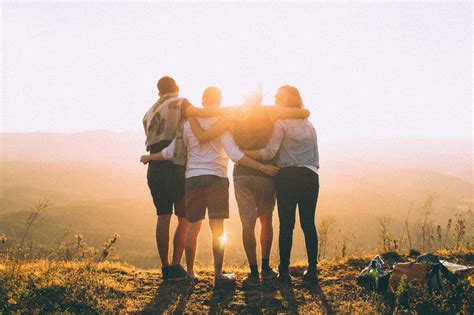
[
  {"xmin": 275, "ymin": 119, "xmax": 287, "ymax": 127},
  {"xmin": 179, "ymin": 98, "xmax": 192, "ymax": 109}
]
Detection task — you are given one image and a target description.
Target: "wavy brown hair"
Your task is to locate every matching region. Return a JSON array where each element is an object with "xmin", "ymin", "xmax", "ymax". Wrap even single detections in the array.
[{"xmin": 278, "ymin": 85, "xmax": 304, "ymax": 108}]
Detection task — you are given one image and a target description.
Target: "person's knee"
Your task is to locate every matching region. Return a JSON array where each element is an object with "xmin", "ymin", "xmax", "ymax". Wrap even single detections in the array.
[
  {"xmin": 187, "ymin": 221, "xmax": 202, "ymax": 235},
  {"xmin": 300, "ymin": 221, "xmax": 316, "ymax": 233},
  {"xmin": 259, "ymin": 215, "xmax": 273, "ymax": 227},
  {"xmin": 157, "ymin": 214, "xmax": 172, "ymax": 224},
  {"xmin": 280, "ymin": 219, "xmax": 295, "ymax": 232},
  {"xmin": 177, "ymin": 216, "xmax": 189, "ymax": 228},
  {"xmin": 209, "ymin": 219, "xmax": 224, "ymax": 237},
  {"xmin": 242, "ymin": 220, "xmax": 256, "ymax": 232}
]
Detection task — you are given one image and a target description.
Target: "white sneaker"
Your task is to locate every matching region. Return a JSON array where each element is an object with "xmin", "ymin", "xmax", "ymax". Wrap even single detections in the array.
[{"xmin": 215, "ymin": 273, "xmax": 236, "ymax": 286}]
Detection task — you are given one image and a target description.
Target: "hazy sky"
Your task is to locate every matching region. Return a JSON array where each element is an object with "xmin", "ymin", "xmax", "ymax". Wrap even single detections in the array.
[{"xmin": 1, "ymin": 1, "xmax": 472, "ymax": 141}]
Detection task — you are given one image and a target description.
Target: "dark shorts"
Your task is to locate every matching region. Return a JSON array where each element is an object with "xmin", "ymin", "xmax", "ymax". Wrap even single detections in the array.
[
  {"xmin": 147, "ymin": 160, "xmax": 185, "ymax": 217},
  {"xmin": 185, "ymin": 175, "xmax": 229, "ymax": 223}
]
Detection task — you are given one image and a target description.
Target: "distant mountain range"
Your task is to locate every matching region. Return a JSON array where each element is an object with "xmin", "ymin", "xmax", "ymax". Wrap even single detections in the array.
[{"xmin": 1, "ymin": 130, "xmax": 472, "ymax": 182}]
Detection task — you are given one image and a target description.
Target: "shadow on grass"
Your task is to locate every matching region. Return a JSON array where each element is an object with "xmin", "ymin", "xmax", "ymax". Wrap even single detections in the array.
[
  {"xmin": 141, "ymin": 280, "xmax": 193, "ymax": 314},
  {"xmin": 279, "ymin": 284, "xmax": 300, "ymax": 313},
  {"xmin": 240, "ymin": 278, "xmax": 301, "ymax": 314},
  {"xmin": 308, "ymin": 283, "xmax": 334, "ymax": 314},
  {"xmin": 209, "ymin": 283, "xmax": 237, "ymax": 313},
  {"xmin": 242, "ymin": 279, "xmax": 278, "ymax": 314}
]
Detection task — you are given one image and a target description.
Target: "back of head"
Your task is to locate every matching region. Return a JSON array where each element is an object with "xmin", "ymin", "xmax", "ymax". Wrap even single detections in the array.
[
  {"xmin": 278, "ymin": 85, "xmax": 304, "ymax": 108},
  {"xmin": 202, "ymin": 86, "xmax": 222, "ymax": 107},
  {"xmin": 157, "ymin": 76, "xmax": 179, "ymax": 96}
]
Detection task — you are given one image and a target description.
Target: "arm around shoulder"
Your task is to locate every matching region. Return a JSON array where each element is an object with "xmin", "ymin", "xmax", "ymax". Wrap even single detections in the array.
[
  {"xmin": 184, "ymin": 100, "xmax": 222, "ymax": 118},
  {"xmin": 268, "ymin": 106, "xmax": 310, "ymax": 122},
  {"xmin": 189, "ymin": 117, "xmax": 230, "ymax": 142}
]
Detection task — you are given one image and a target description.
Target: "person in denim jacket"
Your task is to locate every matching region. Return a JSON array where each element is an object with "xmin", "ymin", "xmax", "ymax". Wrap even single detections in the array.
[{"xmin": 244, "ymin": 85, "xmax": 320, "ymax": 284}]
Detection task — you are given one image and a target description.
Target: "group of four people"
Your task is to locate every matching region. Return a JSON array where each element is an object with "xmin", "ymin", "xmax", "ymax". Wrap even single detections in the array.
[{"xmin": 140, "ymin": 76, "xmax": 319, "ymax": 285}]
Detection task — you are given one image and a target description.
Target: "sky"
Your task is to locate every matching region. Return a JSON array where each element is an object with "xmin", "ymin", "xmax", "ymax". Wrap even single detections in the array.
[{"xmin": 1, "ymin": 1, "xmax": 472, "ymax": 142}]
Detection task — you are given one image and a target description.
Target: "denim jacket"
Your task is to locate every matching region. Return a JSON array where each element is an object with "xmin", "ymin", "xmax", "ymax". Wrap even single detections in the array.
[{"xmin": 259, "ymin": 119, "xmax": 319, "ymax": 169}]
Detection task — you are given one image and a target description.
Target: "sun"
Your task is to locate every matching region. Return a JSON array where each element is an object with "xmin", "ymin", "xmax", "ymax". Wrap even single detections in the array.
[{"xmin": 218, "ymin": 231, "xmax": 228, "ymax": 247}]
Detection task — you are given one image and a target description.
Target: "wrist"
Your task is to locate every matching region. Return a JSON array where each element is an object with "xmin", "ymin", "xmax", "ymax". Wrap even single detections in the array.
[{"xmin": 259, "ymin": 164, "xmax": 266, "ymax": 172}]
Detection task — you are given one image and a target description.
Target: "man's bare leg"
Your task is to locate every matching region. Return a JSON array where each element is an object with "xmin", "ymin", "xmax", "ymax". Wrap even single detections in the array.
[
  {"xmin": 242, "ymin": 220, "xmax": 258, "ymax": 266},
  {"xmin": 260, "ymin": 215, "xmax": 273, "ymax": 260},
  {"xmin": 171, "ymin": 216, "xmax": 188, "ymax": 265},
  {"xmin": 260, "ymin": 214, "xmax": 277, "ymax": 278},
  {"xmin": 156, "ymin": 214, "xmax": 172, "ymax": 266},
  {"xmin": 185, "ymin": 220, "xmax": 202, "ymax": 278},
  {"xmin": 209, "ymin": 219, "xmax": 225, "ymax": 277}
]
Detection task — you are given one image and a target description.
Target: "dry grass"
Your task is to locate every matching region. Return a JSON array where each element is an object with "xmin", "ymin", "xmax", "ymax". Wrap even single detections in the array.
[{"xmin": 1, "ymin": 250, "xmax": 473, "ymax": 313}]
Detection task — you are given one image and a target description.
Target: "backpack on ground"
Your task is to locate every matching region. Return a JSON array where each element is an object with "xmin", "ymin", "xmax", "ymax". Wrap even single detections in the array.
[
  {"xmin": 388, "ymin": 263, "xmax": 433, "ymax": 293},
  {"xmin": 388, "ymin": 253, "xmax": 458, "ymax": 293}
]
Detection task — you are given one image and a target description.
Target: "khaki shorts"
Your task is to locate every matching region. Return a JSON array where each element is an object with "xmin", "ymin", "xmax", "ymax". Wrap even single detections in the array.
[{"xmin": 233, "ymin": 175, "xmax": 276, "ymax": 223}]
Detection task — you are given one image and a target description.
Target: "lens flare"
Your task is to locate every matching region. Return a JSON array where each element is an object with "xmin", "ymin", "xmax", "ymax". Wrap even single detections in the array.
[{"xmin": 219, "ymin": 232, "xmax": 228, "ymax": 247}]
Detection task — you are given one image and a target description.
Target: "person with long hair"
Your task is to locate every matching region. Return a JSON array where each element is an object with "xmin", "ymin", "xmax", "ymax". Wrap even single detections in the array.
[{"xmin": 243, "ymin": 85, "xmax": 320, "ymax": 284}]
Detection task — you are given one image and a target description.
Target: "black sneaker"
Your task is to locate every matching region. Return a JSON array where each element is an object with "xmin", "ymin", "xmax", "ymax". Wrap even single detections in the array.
[
  {"xmin": 242, "ymin": 273, "xmax": 260, "ymax": 287},
  {"xmin": 167, "ymin": 264, "xmax": 187, "ymax": 281},
  {"xmin": 303, "ymin": 269, "xmax": 318, "ymax": 284},
  {"xmin": 161, "ymin": 266, "xmax": 169, "ymax": 281},
  {"xmin": 277, "ymin": 271, "xmax": 292, "ymax": 284},
  {"xmin": 261, "ymin": 268, "xmax": 278, "ymax": 280}
]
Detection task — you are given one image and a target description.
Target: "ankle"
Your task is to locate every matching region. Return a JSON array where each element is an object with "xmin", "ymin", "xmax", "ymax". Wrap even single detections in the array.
[
  {"xmin": 250, "ymin": 264, "xmax": 259, "ymax": 276},
  {"xmin": 279, "ymin": 265, "xmax": 289, "ymax": 274}
]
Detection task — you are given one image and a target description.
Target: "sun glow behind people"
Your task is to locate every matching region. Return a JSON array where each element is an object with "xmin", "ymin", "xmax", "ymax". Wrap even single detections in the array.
[{"xmin": 1, "ymin": 2, "xmax": 471, "ymax": 142}]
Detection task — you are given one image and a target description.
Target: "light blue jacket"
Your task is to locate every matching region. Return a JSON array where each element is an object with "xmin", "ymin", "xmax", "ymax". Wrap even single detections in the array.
[{"xmin": 259, "ymin": 119, "xmax": 319, "ymax": 169}]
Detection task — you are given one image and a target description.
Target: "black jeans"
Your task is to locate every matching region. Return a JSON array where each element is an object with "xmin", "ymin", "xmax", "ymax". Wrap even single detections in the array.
[{"xmin": 276, "ymin": 167, "xmax": 319, "ymax": 271}]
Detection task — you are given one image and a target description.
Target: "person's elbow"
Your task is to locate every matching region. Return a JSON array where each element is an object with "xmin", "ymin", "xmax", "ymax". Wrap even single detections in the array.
[
  {"xmin": 301, "ymin": 109, "xmax": 310, "ymax": 118},
  {"xmin": 160, "ymin": 151, "xmax": 171, "ymax": 160},
  {"xmin": 229, "ymin": 152, "xmax": 245, "ymax": 163},
  {"xmin": 260, "ymin": 148, "xmax": 277, "ymax": 160}
]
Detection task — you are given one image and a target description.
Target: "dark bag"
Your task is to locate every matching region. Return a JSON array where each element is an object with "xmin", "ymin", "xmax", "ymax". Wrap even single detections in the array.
[{"xmin": 416, "ymin": 253, "xmax": 458, "ymax": 291}]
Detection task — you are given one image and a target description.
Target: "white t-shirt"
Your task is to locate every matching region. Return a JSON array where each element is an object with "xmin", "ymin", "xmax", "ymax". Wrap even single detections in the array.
[{"xmin": 162, "ymin": 118, "xmax": 244, "ymax": 179}]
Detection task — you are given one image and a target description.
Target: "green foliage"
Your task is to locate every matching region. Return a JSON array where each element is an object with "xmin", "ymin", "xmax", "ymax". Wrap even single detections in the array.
[
  {"xmin": 391, "ymin": 269, "xmax": 473, "ymax": 313},
  {"xmin": 0, "ymin": 260, "xmax": 127, "ymax": 313},
  {"xmin": 395, "ymin": 275, "xmax": 410, "ymax": 309}
]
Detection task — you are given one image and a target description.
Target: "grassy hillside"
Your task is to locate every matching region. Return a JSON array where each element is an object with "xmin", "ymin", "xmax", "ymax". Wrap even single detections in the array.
[
  {"xmin": 1, "ymin": 159, "xmax": 472, "ymax": 269},
  {"xmin": 1, "ymin": 251, "xmax": 473, "ymax": 313}
]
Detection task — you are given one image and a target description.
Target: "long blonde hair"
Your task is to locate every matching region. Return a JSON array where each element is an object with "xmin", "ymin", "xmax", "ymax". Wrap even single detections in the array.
[{"xmin": 278, "ymin": 85, "xmax": 304, "ymax": 108}]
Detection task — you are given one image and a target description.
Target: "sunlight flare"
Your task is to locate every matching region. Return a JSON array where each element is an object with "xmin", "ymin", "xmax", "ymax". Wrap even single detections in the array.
[{"xmin": 219, "ymin": 231, "xmax": 228, "ymax": 247}]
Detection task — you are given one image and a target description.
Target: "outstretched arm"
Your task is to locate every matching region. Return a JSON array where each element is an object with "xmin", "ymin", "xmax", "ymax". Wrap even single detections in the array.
[
  {"xmin": 139, "ymin": 138, "xmax": 176, "ymax": 164},
  {"xmin": 140, "ymin": 152, "xmax": 166, "ymax": 164},
  {"xmin": 188, "ymin": 117, "xmax": 231, "ymax": 142},
  {"xmin": 267, "ymin": 106, "xmax": 310, "ymax": 123},
  {"xmin": 183, "ymin": 99, "xmax": 223, "ymax": 118},
  {"xmin": 242, "ymin": 120, "xmax": 284, "ymax": 160},
  {"xmin": 242, "ymin": 149, "xmax": 263, "ymax": 160},
  {"xmin": 220, "ymin": 132, "xmax": 279, "ymax": 176},
  {"xmin": 237, "ymin": 156, "xmax": 279, "ymax": 176}
]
